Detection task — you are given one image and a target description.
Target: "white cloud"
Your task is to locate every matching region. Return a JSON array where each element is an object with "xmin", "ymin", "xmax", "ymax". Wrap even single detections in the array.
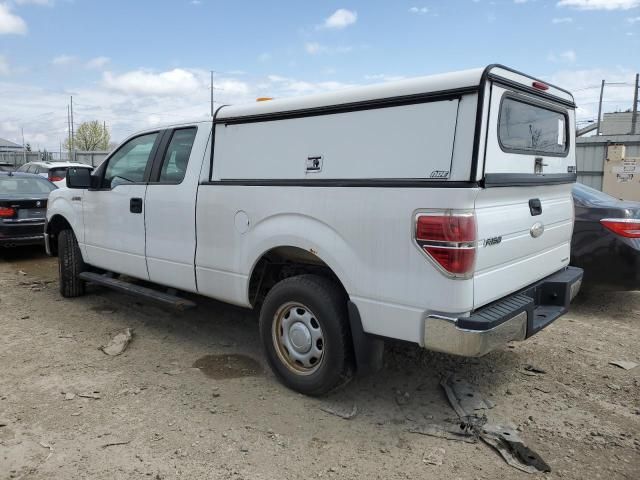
[
  {"xmin": 51, "ymin": 54, "xmax": 76, "ymax": 66},
  {"xmin": 0, "ymin": 4, "xmax": 27, "ymax": 35},
  {"xmin": 190, "ymin": 0, "xmax": 202, "ymax": 4},
  {"xmin": 305, "ymin": 42, "xmax": 326, "ymax": 55},
  {"xmin": 102, "ymin": 68, "xmax": 203, "ymax": 96},
  {"xmin": 409, "ymin": 6, "xmax": 429, "ymax": 14},
  {"xmin": 552, "ymin": 16, "xmax": 574, "ymax": 22},
  {"xmin": 0, "ymin": 55, "xmax": 10, "ymax": 75},
  {"xmin": 15, "ymin": 0, "xmax": 54, "ymax": 5},
  {"xmin": 85, "ymin": 56, "xmax": 110, "ymax": 69},
  {"xmin": 557, "ymin": 0, "xmax": 640, "ymax": 10},
  {"xmin": 628, "ymin": 15, "xmax": 640, "ymax": 21},
  {"xmin": 514, "ymin": 0, "xmax": 529, "ymax": 3},
  {"xmin": 364, "ymin": 73, "xmax": 406, "ymax": 82},
  {"xmin": 304, "ymin": 42, "xmax": 353, "ymax": 55},
  {"xmin": 321, "ymin": 9, "xmax": 357, "ymax": 29},
  {"xmin": 548, "ymin": 49, "xmax": 577, "ymax": 63}
]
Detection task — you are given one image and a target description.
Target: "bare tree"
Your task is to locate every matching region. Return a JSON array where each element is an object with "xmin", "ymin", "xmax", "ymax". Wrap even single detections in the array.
[{"xmin": 65, "ymin": 120, "xmax": 110, "ymax": 151}]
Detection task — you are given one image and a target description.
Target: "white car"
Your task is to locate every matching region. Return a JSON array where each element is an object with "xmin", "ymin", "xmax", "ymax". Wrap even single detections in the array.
[
  {"xmin": 45, "ymin": 64, "xmax": 583, "ymax": 395},
  {"xmin": 16, "ymin": 161, "xmax": 94, "ymax": 188}
]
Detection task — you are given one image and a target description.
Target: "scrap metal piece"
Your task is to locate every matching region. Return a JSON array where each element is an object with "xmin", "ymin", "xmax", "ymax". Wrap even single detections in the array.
[
  {"xmin": 609, "ymin": 360, "xmax": 638, "ymax": 370},
  {"xmin": 408, "ymin": 423, "xmax": 477, "ymax": 443},
  {"xmin": 319, "ymin": 403, "xmax": 358, "ymax": 420},
  {"xmin": 100, "ymin": 328, "xmax": 133, "ymax": 356},
  {"xmin": 481, "ymin": 424, "xmax": 551, "ymax": 474},
  {"xmin": 440, "ymin": 374, "xmax": 551, "ymax": 474},
  {"xmin": 440, "ymin": 374, "xmax": 495, "ymax": 419}
]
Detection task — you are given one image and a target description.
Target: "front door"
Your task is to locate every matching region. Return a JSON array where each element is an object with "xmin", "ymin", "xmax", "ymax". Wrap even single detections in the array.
[{"xmin": 82, "ymin": 131, "xmax": 161, "ymax": 280}]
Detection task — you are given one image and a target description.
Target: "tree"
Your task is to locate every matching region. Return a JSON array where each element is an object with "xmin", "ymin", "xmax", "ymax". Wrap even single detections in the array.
[
  {"xmin": 25, "ymin": 143, "xmax": 32, "ymax": 152},
  {"xmin": 65, "ymin": 120, "xmax": 110, "ymax": 151}
]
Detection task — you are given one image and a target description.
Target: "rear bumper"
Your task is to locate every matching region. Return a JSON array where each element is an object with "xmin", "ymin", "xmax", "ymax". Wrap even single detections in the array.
[
  {"xmin": 0, "ymin": 221, "xmax": 45, "ymax": 247},
  {"xmin": 424, "ymin": 266, "xmax": 583, "ymax": 357}
]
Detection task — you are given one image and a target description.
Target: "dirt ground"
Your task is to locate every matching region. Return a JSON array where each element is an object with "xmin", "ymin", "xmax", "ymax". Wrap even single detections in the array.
[{"xmin": 1, "ymin": 246, "xmax": 639, "ymax": 480}]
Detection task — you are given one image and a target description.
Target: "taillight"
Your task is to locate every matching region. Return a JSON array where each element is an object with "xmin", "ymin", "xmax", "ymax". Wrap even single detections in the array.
[
  {"xmin": 600, "ymin": 218, "xmax": 640, "ymax": 238},
  {"xmin": 49, "ymin": 175, "xmax": 64, "ymax": 182},
  {"xmin": 415, "ymin": 211, "xmax": 476, "ymax": 278},
  {"xmin": 0, "ymin": 206, "xmax": 16, "ymax": 218}
]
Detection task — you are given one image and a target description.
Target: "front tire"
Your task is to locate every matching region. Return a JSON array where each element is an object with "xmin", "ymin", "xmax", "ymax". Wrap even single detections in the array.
[
  {"xmin": 259, "ymin": 274, "xmax": 353, "ymax": 396},
  {"xmin": 58, "ymin": 229, "xmax": 86, "ymax": 298}
]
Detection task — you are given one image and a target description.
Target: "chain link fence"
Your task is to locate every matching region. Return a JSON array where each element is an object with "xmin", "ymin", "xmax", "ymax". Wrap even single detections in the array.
[{"xmin": 0, "ymin": 151, "xmax": 109, "ymax": 168}]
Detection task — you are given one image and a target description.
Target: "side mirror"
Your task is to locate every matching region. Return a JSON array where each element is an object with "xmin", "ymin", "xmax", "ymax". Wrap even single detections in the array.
[{"xmin": 66, "ymin": 168, "xmax": 92, "ymax": 189}]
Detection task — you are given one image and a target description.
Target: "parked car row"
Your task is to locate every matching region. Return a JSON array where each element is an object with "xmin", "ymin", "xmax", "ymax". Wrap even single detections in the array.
[{"xmin": 1, "ymin": 161, "xmax": 638, "ymax": 289}]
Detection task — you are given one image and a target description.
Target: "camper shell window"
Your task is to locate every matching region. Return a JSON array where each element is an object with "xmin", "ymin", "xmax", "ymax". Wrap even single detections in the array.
[{"xmin": 498, "ymin": 94, "xmax": 569, "ymax": 157}]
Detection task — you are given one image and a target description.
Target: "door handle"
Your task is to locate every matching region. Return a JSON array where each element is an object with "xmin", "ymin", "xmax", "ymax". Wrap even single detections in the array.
[{"xmin": 130, "ymin": 197, "xmax": 143, "ymax": 214}]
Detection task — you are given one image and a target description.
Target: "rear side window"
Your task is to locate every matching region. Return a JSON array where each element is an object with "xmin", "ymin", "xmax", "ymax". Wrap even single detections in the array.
[
  {"xmin": 498, "ymin": 96, "xmax": 568, "ymax": 156},
  {"xmin": 158, "ymin": 128, "xmax": 197, "ymax": 184}
]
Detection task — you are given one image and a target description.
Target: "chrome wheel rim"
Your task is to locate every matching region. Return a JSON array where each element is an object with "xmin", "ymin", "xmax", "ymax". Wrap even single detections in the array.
[{"xmin": 272, "ymin": 302, "xmax": 325, "ymax": 375}]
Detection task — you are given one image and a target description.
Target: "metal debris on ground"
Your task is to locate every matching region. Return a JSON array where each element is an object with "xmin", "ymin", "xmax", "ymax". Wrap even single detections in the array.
[
  {"xmin": 408, "ymin": 423, "xmax": 477, "ymax": 443},
  {"xmin": 440, "ymin": 374, "xmax": 495, "ymax": 417},
  {"xmin": 101, "ymin": 440, "xmax": 131, "ymax": 449},
  {"xmin": 319, "ymin": 402, "xmax": 358, "ymax": 420},
  {"xmin": 609, "ymin": 360, "xmax": 638, "ymax": 370},
  {"xmin": 409, "ymin": 374, "xmax": 551, "ymax": 474},
  {"xmin": 100, "ymin": 328, "xmax": 133, "ymax": 356},
  {"xmin": 423, "ymin": 447, "xmax": 446, "ymax": 466},
  {"xmin": 78, "ymin": 392, "xmax": 101, "ymax": 399},
  {"xmin": 39, "ymin": 441, "xmax": 54, "ymax": 461}
]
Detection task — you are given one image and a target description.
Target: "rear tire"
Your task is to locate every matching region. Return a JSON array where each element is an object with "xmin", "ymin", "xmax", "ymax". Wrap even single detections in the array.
[
  {"xmin": 58, "ymin": 229, "xmax": 85, "ymax": 298},
  {"xmin": 259, "ymin": 274, "xmax": 353, "ymax": 396}
]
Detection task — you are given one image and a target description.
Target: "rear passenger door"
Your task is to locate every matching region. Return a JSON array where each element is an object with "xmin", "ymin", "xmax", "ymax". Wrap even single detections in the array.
[{"xmin": 144, "ymin": 127, "xmax": 199, "ymax": 292}]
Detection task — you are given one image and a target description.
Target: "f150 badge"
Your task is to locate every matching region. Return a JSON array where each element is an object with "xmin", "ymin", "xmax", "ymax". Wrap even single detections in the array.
[{"xmin": 483, "ymin": 236, "xmax": 502, "ymax": 247}]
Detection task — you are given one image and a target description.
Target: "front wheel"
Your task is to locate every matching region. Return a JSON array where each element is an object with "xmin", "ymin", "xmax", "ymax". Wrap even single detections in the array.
[
  {"xmin": 58, "ymin": 229, "xmax": 86, "ymax": 298},
  {"xmin": 259, "ymin": 274, "xmax": 353, "ymax": 396}
]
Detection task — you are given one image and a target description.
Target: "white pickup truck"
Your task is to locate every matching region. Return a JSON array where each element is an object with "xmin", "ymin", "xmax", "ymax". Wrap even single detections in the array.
[{"xmin": 46, "ymin": 65, "xmax": 583, "ymax": 395}]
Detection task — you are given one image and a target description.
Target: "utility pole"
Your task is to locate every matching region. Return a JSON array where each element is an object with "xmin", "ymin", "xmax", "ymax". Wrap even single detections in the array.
[
  {"xmin": 632, "ymin": 73, "xmax": 639, "ymax": 135},
  {"xmin": 596, "ymin": 79, "xmax": 605, "ymax": 136},
  {"xmin": 70, "ymin": 95, "xmax": 74, "ymax": 160},
  {"xmin": 67, "ymin": 105, "xmax": 71, "ymax": 160},
  {"xmin": 210, "ymin": 70, "xmax": 214, "ymax": 117},
  {"xmin": 103, "ymin": 120, "xmax": 107, "ymax": 149},
  {"xmin": 21, "ymin": 127, "xmax": 26, "ymax": 165}
]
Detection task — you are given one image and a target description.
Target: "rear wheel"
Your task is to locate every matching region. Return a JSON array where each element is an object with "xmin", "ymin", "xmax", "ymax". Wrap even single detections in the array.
[
  {"xmin": 259, "ymin": 274, "xmax": 353, "ymax": 396},
  {"xmin": 58, "ymin": 229, "xmax": 85, "ymax": 298}
]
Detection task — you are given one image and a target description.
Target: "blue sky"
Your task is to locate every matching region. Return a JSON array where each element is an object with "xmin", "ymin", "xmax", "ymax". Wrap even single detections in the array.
[{"xmin": 1, "ymin": 0, "xmax": 639, "ymax": 150}]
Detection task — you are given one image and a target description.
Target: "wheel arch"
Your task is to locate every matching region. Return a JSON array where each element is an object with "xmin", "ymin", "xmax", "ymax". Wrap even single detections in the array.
[
  {"xmin": 46, "ymin": 214, "xmax": 74, "ymax": 256},
  {"xmin": 247, "ymin": 245, "xmax": 351, "ymax": 308}
]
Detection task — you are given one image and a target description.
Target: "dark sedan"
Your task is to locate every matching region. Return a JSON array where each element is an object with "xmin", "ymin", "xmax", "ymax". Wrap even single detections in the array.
[
  {"xmin": 571, "ymin": 183, "xmax": 640, "ymax": 284},
  {"xmin": 0, "ymin": 172, "xmax": 57, "ymax": 247}
]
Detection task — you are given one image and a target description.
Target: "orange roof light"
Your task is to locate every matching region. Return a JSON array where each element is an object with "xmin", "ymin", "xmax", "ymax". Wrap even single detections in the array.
[{"xmin": 256, "ymin": 97, "xmax": 274, "ymax": 102}]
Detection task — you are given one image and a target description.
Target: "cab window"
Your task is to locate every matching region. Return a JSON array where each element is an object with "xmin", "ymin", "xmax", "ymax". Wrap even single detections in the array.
[
  {"xmin": 103, "ymin": 133, "xmax": 159, "ymax": 188},
  {"xmin": 157, "ymin": 128, "xmax": 197, "ymax": 184}
]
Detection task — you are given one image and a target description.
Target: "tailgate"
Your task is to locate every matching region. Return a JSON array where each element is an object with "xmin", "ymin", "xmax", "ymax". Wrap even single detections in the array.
[
  {"xmin": 473, "ymin": 70, "xmax": 576, "ymax": 309},
  {"xmin": 474, "ymin": 184, "xmax": 573, "ymax": 308}
]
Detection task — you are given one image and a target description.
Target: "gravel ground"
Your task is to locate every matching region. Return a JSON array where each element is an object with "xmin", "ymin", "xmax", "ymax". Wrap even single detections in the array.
[{"xmin": 1, "ymin": 246, "xmax": 639, "ymax": 480}]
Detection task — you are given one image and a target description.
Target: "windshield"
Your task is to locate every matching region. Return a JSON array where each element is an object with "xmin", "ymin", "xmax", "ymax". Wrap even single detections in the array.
[
  {"xmin": 0, "ymin": 175, "xmax": 57, "ymax": 195},
  {"xmin": 499, "ymin": 97, "xmax": 568, "ymax": 155}
]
